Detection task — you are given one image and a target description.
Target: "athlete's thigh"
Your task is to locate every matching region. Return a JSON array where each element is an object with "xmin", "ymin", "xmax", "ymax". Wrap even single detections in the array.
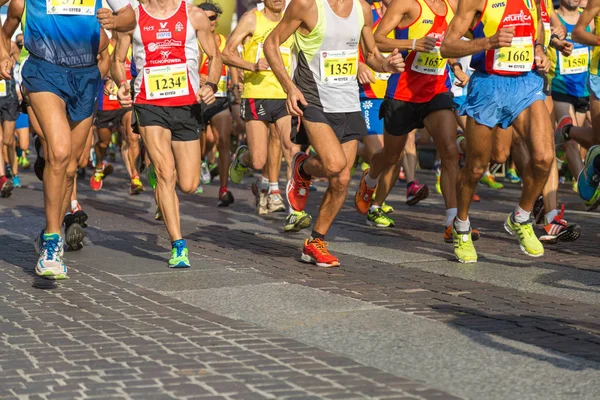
[
  {"xmin": 491, "ymin": 127, "xmax": 513, "ymax": 162},
  {"xmin": 512, "ymin": 100, "xmax": 553, "ymax": 157},
  {"xmin": 553, "ymin": 101, "xmax": 576, "ymax": 124},
  {"xmin": 245, "ymin": 120, "xmax": 269, "ymax": 155},
  {"xmin": 464, "ymin": 117, "xmax": 494, "ymax": 163},
  {"xmin": 211, "ymin": 110, "xmax": 233, "ymax": 140},
  {"xmin": 139, "ymin": 126, "xmax": 175, "ymax": 173},
  {"xmin": 2, "ymin": 120, "xmax": 15, "ymax": 143},
  {"xmin": 28, "ymin": 92, "xmax": 70, "ymax": 157},
  {"xmin": 423, "ymin": 109, "xmax": 457, "ymax": 153},
  {"xmin": 172, "ymin": 139, "xmax": 201, "ymax": 190},
  {"xmin": 96, "ymin": 127, "xmax": 113, "ymax": 144},
  {"xmin": 302, "ymin": 119, "xmax": 345, "ymax": 167},
  {"xmin": 273, "ymin": 115, "xmax": 294, "ymax": 146}
]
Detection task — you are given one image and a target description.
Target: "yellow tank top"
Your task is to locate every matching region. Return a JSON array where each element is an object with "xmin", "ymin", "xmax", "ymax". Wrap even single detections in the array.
[
  {"xmin": 200, "ymin": 34, "xmax": 229, "ymax": 96},
  {"xmin": 242, "ymin": 11, "xmax": 294, "ymax": 99},
  {"xmin": 591, "ymin": 16, "xmax": 600, "ymax": 75}
]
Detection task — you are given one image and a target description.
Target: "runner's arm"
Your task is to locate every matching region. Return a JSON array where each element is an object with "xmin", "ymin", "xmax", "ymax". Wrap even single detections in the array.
[
  {"xmin": 2, "ymin": 0, "xmax": 24, "ymax": 39},
  {"xmin": 97, "ymin": 45, "xmax": 111, "ymax": 78},
  {"xmin": 111, "ymin": 31, "xmax": 132, "ymax": 88},
  {"xmin": 191, "ymin": 7, "xmax": 222, "ymax": 90},
  {"xmin": 374, "ymin": 0, "xmax": 425, "ymax": 52},
  {"xmin": 0, "ymin": 28, "xmax": 13, "ymax": 80},
  {"xmin": 360, "ymin": 0, "xmax": 403, "ymax": 73},
  {"xmin": 441, "ymin": 0, "xmax": 491, "ymax": 58},
  {"xmin": 98, "ymin": 0, "xmax": 136, "ymax": 32},
  {"xmin": 573, "ymin": 0, "xmax": 600, "ymax": 46},
  {"xmin": 222, "ymin": 12, "xmax": 258, "ymax": 72}
]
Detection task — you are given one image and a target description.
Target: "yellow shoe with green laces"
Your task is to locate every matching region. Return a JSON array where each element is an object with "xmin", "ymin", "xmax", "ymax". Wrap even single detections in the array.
[
  {"xmin": 504, "ymin": 213, "xmax": 544, "ymax": 257},
  {"xmin": 453, "ymin": 227, "xmax": 477, "ymax": 263}
]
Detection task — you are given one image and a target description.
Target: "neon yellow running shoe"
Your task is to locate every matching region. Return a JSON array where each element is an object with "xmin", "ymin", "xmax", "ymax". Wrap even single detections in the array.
[
  {"xmin": 361, "ymin": 162, "xmax": 370, "ymax": 172},
  {"xmin": 480, "ymin": 173, "xmax": 504, "ymax": 189},
  {"xmin": 572, "ymin": 180, "xmax": 578, "ymax": 194},
  {"xmin": 453, "ymin": 227, "xmax": 477, "ymax": 263},
  {"xmin": 435, "ymin": 172, "xmax": 442, "ymax": 194},
  {"xmin": 381, "ymin": 201, "xmax": 394, "ymax": 214},
  {"xmin": 229, "ymin": 145, "xmax": 249, "ymax": 184},
  {"xmin": 367, "ymin": 208, "xmax": 395, "ymax": 227},
  {"xmin": 168, "ymin": 239, "xmax": 190, "ymax": 268},
  {"xmin": 284, "ymin": 210, "xmax": 312, "ymax": 232},
  {"xmin": 585, "ymin": 187, "xmax": 600, "ymax": 211},
  {"xmin": 504, "ymin": 213, "xmax": 544, "ymax": 257}
]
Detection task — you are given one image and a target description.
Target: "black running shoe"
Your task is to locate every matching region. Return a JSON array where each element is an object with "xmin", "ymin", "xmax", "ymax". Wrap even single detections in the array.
[
  {"xmin": 532, "ymin": 196, "xmax": 544, "ymax": 225},
  {"xmin": 217, "ymin": 190, "xmax": 234, "ymax": 207}
]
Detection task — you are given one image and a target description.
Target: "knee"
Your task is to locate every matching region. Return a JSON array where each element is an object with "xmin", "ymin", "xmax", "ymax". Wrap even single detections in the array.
[
  {"xmin": 466, "ymin": 160, "xmax": 487, "ymax": 181},
  {"xmin": 532, "ymin": 151, "xmax": 554, "ymax": 173},
  {"xmin": 249, "ymin": 153, "xmax": 266, "ymax": 171},
  {"xmin": 47, "ymin": 146, "xmax": 71, "ymax": 168},
  {"xmin": 179, "ymin": 179, "xmax": 198, "ymax": 194},
  {"xmin": 492, "ymin": 148, "xmax": 510, "ymax": 164},
  {"xmin": 323, "ymin": 158, "xmax": 346, "ymax": 178},
  {"xmin": 382, "ymin": 150, "xmax": 401, "ymax": 168},
  {"xmin": 3, "ymin": 135, "xmax": 14, "ymax": 147}
]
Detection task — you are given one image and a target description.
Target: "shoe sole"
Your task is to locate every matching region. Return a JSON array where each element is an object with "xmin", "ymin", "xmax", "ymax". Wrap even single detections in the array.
[
  {"xmin": 300, "ymin": 253, "xmax": 340, "ymax": 268},
  {"xmin": 268, "ymin": 205, "xmax": 287, "ymax": 213},
  {"xmin": 284, "ymin": 214, "xmax": 312, "ymax": 233},
  {"xmin": 406, "ymin": 185, "xmax": 430, "ymax": 206},
  {"xmin": 366, "ymin": 219, "xmax": 394, "ymax": 228},
  {"xmin": 541, "ymin": 226, "xmax": 581, "ymax": 244},
  {"xmin": 1, "ymin": 182, "xmax": 14, "ymax": 198},
  {"xmin": 65, "ymin": 223, "xmax": 86, "ymax": 252},
  {"xmin": 455, "ymin": 255, "xmax": 477, "ymax": 263},
  {"xmin": 35, "ymin": 269, "xmax": 68, "ymax": 280},
  {"xmin": 168, "ymin": 263, "xmax": 190, "ymax": 268},
  {"xmin": 503, "ymin": 221, "xmax": 544, "ymax": 257}
]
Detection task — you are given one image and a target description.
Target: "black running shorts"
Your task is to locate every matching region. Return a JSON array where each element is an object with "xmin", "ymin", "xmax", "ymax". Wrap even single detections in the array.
[
  {"xmin": 381, "ymin": 92, "xmax": 455, "ymax": 136},
  {"xmin": 292, "ymin": 105, "xmax": 366, "ymax": 146},
  {"xmin": 241, "ymin": 98, "xmax": 288, "ymax": 123},
  {"xmin": 133, "ymin": 103, "xmax": 202, "ymax": 142}
]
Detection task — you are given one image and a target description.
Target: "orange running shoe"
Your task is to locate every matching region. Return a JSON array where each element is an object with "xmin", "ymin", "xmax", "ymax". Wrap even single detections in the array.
[
  {"xmin": 444, "ymin": 225, "xmax": 480, "ymax": 243},
  {"xmin": 286, "ymin": 152, "xmax": 311, "ymax": 211},
  {"xmin": 301, "ymin": 238, "xmax": 340, "ymax": 268},
  {"xmin": 472, "ymin": 193, "xmax": 481, "ymax": 202},
  {"xmin": 355, "ymin": 169, "xmax": 375, "ymax": 215}
]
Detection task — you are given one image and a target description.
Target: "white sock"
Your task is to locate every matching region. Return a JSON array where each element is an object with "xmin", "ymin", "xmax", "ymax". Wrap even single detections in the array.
[
  {"xmin": 288, "ymin": 206, "xmax": 294, "ymax": 215},
  {"xmin": 369, "ymin": 205, "xmax": 381, "ymax": 213},
  {"xmin": 269, "ymin": 182, "xmax": 279, "ymax": 193},
  {"xmin": 71, "ymin": 200, "xmax": 79, "ymax": 211},
  {"xmin": 445, "ymin": 208, "xmax": 457, "ymax": 227},
  {"xmin": 513, "ymin": 206, "xmax": 531, "ymax": 223},
  {"xmin": 260, "ymin": 176, "xmax": 269, "ymax": 192},
  {"xmin": 544, "ymin": 209, "xmax": 559, "ymax": 225},
  {"xmin": 365, "ymin": 173, "xmax": 378, "ymax": 189},
  {"xmin": 454, "ymin": 216, "xmax": 470, "ymax": 232}
]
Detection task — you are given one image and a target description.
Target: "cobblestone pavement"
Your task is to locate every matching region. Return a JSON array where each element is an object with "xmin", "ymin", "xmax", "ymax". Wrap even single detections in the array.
[{"xmin": 1, "ymin": 166, "xmax": 600, "ymax": 400}]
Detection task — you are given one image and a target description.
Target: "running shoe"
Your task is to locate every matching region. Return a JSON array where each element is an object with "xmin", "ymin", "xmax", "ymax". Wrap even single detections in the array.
[
  {"xmin": 572, "ymin": 180, "xmax": 578, "ymax": 194},
  {"xmin": 33, "ymin": 229, "xmax": 64, "ymax": 257},
  {"xmin": 480, "ymin": 173, "xmax": 504, "ymax": 189},
  {"xmin": 90, "ymin": 169, "xmax": 104, "ymax": 191},
  {"xmin": 209, "ymin": 163, "xmax": 219, "ymax": 181},
  {"xmin": 539, "ymin": 205, "xmax": 581, "ymax": 244},
  {"xmin": 398, "ymin": 167, "xmax": 406, "ymax": 182},
  {"xmin": 168, "ymin": 239, "xmax": 190, "ymax": 268},
  {"xmin": 130, "ymin": 176, "xmax": 145, "ymax": 195},
  {"xmin": 532, "ymin": 196, "xmax": 545, "ymax": 225},
  {"xmin": 5, "ymin": 165, "xmax": 11, "ymax": 178},
  {"xmin": 255, "ymin": 190, "xmax": 268, "ymax": 215},
  {"xmin": 267, "ymin": 190, "xmax": 286, "ymax": 213},
  {"xmin": 504, "ymin": 213, "xmax": 544, "ymax": 257},
  {"xmin": 367, "ymin": 208, "xmax": 395, "ymax": 227},
  {"xmin": 101, "ymin": 161, "xmax": 114, "ymax": 177},
  {"xmin": 361, "ymin": 162, "xmax": 370, "ymax": 172},
  {"xmin": 309, "ymin": 183, "xmax": 317, "ymax": 192},
  {"xmin": 284, "ymin": 211, "xmax": 312, "ymax": 232},
  {"xmin": 201, "ymin": 161, "xmax": 211, "ymax": 184},
  {"xmin": 301, "ymin": 238, "xmax": 340, "ymax": 268},
  {"xmin": 505, "ymin": 168, "xmax": 521, "ymax": 184},
  {"xmin": 195, "ymin": 185, "xmax": 204, "ymax": 194},
  {"xmin": 77, "ymin": 167, "xmax": 86, "ymax": 179},
  {"xmin": 381, "ymin": 201, "xmax": 394, "ymax": 214},
  {"xmin": 155, "ymin": 203, "xmax": 163, "ymax": 221},
  {"xmin": 0, "ymin": 176, "xmax": 13, "ymax": 198},
  {"xmin": 355, "ymin": 169, "xmax": 375, "ymax": 215},
  {"xmin": 19, "ymin": 155, "xmax": 30, "ymax": 169},
  {"xmin": 577, "ymin": 145, "xmax": 600, "ymax": 202},
  {"xmin": 35, "ymin": 233, "xmax": 68, "ymax": 280},
  {"xmin": 452, "ymin": 227, "xmax": 478, "ymax": 263},
  {"xmin": 444, "ymin": 226, "xmax": 480, "ymax": 243},
  {"xmin": 554, "ymin": 115, "xmax": 573, "ymax": 148},
  {"xmin": 435, "ymin": 169, "xmax": 442, "ymax": 194},
  {"xmin": 406, "ymin": 180, "xmax": 429, "ymax": 205},
  {"xmin": 229, "ymin": 145, "xmax": 249, "ymax": 184},
  {"xmin": 287, "ymin": 152, "xmax": 311, "ymax": 211},
  {"xmin": 69, "ymin": 208, "xmax": 89, "ymax": 229},
  {"xmin": 472, "ymin": 194, "xmax": 481, "ymax": 202},
  {"xmin": 585, "ymin": 187, "xmax": 600, "ymax": 211},
  {"xmin": 63, "ymin": 220, "xmax": 85, "ymax": 252},
  {"xmin": 147, "ymin": 164, "xmax": 157, "ymax": 190},
  {"xmin": 218, "ymin": 189, "xmax": 234, "ymax": 207}
]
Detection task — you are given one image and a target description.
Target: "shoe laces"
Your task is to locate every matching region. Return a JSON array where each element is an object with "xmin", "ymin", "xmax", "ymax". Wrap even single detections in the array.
[
  {"xmin": 310, "ymin": 238, "xmax": 330, "ymax": 255},
  {"xmin": 552, "ymin": 204, "xmax": 567, "ymax": 226},
  {"xmin": 173, "ymin": 242, "xmax": 186, "ymax": 258},
  {"xmin": 93, "ymin": 170, "xmax": 104, "ymax": 181},
  {"xmin": 42, "ymin": 237, "xmax": 61, "ymax": 262}
]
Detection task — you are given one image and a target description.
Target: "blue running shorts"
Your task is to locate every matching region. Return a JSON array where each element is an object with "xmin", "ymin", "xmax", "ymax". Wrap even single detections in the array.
[
  {"xmin": 22, "ymin": 56, "xmax": 101, "ymax": 122},
  {"xmin": 453, "ymin": 94, "xmax": 466, "ymax": 109},
  {"xmin": 15, "ymin": 112, "xmax": 28, "ymax": 129},
  {"xmin": 458, "ymin": 71, "xmax": 545, "ymax": 129},
  {"xmin": 360, "ymin": 98, "xmax": 384, "ymax": 135},
  {"xmin": 588, "ymin": 74, "xmax": 600, "ymax": 99}
]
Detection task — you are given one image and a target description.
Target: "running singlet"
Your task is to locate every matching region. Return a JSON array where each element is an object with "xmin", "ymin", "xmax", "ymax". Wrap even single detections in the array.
[
  {"xmin": 540, "ymin": 0, "xmax": 552, "ymax": 48},
  {"xmin": 385, "ymin": 0, "xmax": 453, "ymax": 103},
  {"xmin": 242, "ymin": 11, "xmax": 294, "ymax": 99},
  {"xmin": 133, "ymin": 1, "xmax": 200, "ymax": 107},
  {"xmin": 590, "ymin": 16, "xmax": 600, "ymax": 76},
  {"xmin": 23, "ymin": 0, "xmax": 128, "ymax": 67},
  {"xmin": 547, "ymin": 13, "xmax": 590, "ymax": 97},
  {"xmin": 294, "ymin": 0, "xmax": 364, "ymax": 113},
  {"xmin": 19, "ymin": 3, "xmax": 29, "ymax": 64},
  {"xmin": 360, "ymin": 2, "xmax": 392, "ymax": 100},
  {"xmin": 97, "ymin": 43, "xmax": 122, "ymax": 111},
  {"xmin": 470, "ymin": 0, "xmax": 539, "ymax": 76},
  {"xmin": 200, "ymin": 33, "xmax": 228, "ymax": 98}
]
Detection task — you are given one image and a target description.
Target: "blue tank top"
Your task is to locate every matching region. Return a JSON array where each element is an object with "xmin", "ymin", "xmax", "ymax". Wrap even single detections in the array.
[
  {"xmin": 24, "ymin": 0, "xmax": 101, "ymax": 67},
  {"xmin": 548, "ymin": 13, "xmax": 590, "ymax": 97}
]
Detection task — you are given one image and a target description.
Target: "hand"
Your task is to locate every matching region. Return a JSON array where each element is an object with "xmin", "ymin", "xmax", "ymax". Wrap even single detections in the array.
[
  {"xmin": 386, "ymin": 48, "xmax": 405, "ymax": 73},
  {"xmin": 254, "ymin": 58, "xmax": 269, "ymax": 72},
  {"xmin": 199, "ymin": 74, "xmax": 207, "ymax": 86},
  {"xmin": 117, "ymin": 80, "xmax": 132, "ymax": 108},
  {"xmin": 414, "ymin": 36, "xmax": 437, "ymax": 52},
  {"xmin": 488, "ymin": 27, "xmax": 515, "ymax": 49},
  {"xmin": 554, "ymin": 40, "xmax": 573, "ymax": 57},
  {"xmin": 97, "ymin": 8, "xmax": 116, "ymax": 30},
  {"xmin": 453, "ymin": 67, "xmax": 469, "ymax": 88},
  {"xmin": 286, "ymin": 86, "xmax": 308, "ymax": 117},
  {"xmin": 551, "ymin": 25, "xmax": 567, "ymax": 40},
  {"xmin": 357, "ymin": 62, "xmax": 375, "ymax": 85},
  {"xmin": 103, "ymin": 78, "xmax": 115, "ymax": 96},
  {"xmin": 535, "ymin": 48, "xmax": 550, "ymax": 73},
  {"xmin": 197, "ymin": 85, "xmax": 215, "ymax": 105},
  {"xmin": 233, "ymin": 83, "xmax": 243, "ymax": 103},
  {"xmin": 0, "ymin": 56, "xmax": 13, "ymax": 80}
]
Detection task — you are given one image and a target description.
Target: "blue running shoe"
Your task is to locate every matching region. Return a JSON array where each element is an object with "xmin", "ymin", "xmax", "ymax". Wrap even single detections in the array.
[
  {"xmin": 12, "ymin": 175, "xmax": 21, "ymax": 188},
  {"xmin": 35, "ymin": 234, "xmax": 67, "ymax": 280},
  {"xmin": 169, "ymin": 239, "xmax": 190, "ymax": 268},
  {"xmin": 577, "ymin": 145, "xmax": 600, "ymax": 202}
]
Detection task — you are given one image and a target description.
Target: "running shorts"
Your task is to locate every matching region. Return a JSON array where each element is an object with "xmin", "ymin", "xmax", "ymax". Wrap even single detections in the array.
[
  {"xmin": 15, "ymin": 112, "xmax": 29, "ymax": 129},
  {"xmin": 551, "ymin": 92, "xmax": 590, "ymax": 114},
  {"xmin": 381, "ymin": 93, "xmax": 454, "ymax": 136},
  {"xmin": 241, "ymin": 98, "xmax": 288, "ymax": 123},
  {"xmin": 458, "ymin": 71, "xmax": 545, "ymax": 129},
  {"xmin": 95, "ymin": 108, "xmax": 126, "ymax": 129},
  {"xmin": 453, "ymin": 95, "xmax": 466, "ymax": 109},
  {"xmin": 588, "ymin": 74, "xmax": 600, "ymax": 99},
  {"xmin": 202, "ymin": 97, "xmax": 230, "ymax": 126},
  {"xmin": 134, "ymin": 104, "xmax": 202, "ymax": 142},
  {"xmin": 0, "ymin": 98, "xmax": 19, "ymax": 122},
  {"xmin": 292, "ymin": 105, "xmax": 366, "ymax": 146},
  {"xmin": 360, "ymin": 98, "xmax": 384, "ymax": 135},
  {"xmin": 22, "ymin": 55, "xmax": 101, "ymax": 122}
]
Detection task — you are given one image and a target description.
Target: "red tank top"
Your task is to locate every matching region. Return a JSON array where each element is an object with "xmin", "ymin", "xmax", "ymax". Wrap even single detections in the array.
[{"xmin": 134, "ymin": 1, "xmax": 200, "ymax": 107}]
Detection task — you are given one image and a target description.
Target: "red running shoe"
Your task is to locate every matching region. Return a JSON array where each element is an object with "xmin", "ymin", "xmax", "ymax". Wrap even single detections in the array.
[
  {"xmin": 301, "ymin": 238, "xmax": 340, "ymax": 268},
  {"xmin": 406, "ymin": 180, "xmax": 429, "ymax": 205},
  {"xmin": 286, "ymin": 152, "xmax": 311, "ymax": 211},
  {"xmin": 355, "ymin": 169, "xmax": 375, "ymax": 215}
]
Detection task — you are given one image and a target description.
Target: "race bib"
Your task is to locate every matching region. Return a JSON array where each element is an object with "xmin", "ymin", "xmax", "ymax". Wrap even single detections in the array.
[
  {"xmin": 493, "ymin": 37, "xmax": 534, "ymax": 72},
  {"xmin": 47, "ymin": 0, "xmax": 96, "ymax": 15},
  {"xmin": 215, "ymin": 75, "xmax": 227, "ymax": 98},
  {"xmin": 411, "ymin": 47, "xmax": 446, "ymax": 76},
  {"xmin": 143, "ymin": 63, "xmax": 189, "ymax": 99},
  {"xmin": 543, "ymin": 22, "xmax": 551, "ymax": 48},
  {"xmin": 559, "ymin": 47, "xmax": 589, "ymax": 75},
  {"xmin": 320, "ymin": 49, "xmax": 358, "ymax": 83},
  {"xmin": 256, "ymin": 43, "xmax": 292, "ymax": 75},
  {"xmin": 375, "ymin": 52, "xmax": 391, "ymax": 81},
  {"xmin": 0, "ymin": 81, "xmax": 6, "ymax": 97}
]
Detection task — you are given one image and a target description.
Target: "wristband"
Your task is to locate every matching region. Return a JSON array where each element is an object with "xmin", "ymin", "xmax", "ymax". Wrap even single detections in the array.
[
  {"xmin": 411, "ymin": 39, "xmax": 416, "ymax": 51},
  {"xmin": 205, "ymin": 82, "xmax": 218, "ymax": 94},
  {"xmin": 535, "ymin": 43, "xmax": 546, "ymax": 53},
  {"xmin": 549, "ymin": 34, "xmax": 560, "ymax": 46},
  {"xmin": 451, "ymin": 62, "xmax": 462, "ymax": 70}
]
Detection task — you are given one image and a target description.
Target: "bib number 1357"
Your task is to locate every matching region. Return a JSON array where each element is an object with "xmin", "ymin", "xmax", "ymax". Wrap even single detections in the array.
[{"xmin": 320, "ymin": 49, "xmax": 358, "ymax": 83}]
